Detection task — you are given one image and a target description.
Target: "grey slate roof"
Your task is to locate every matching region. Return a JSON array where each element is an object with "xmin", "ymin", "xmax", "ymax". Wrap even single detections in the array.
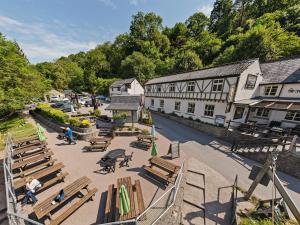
[
  {"xmin": 145, "ymin": 59, "xmax": 257, "ymax": 85},
  {"xmin": 260, "ymin": 57, "xmax": 300, "ymax": 84},
  {"xmin": 106, "ymin": 95, "xmax": 141, "ymax": 111},
  {"xmin": 111, "ymin": 78, "xmax": 136, "ymax": 87}
]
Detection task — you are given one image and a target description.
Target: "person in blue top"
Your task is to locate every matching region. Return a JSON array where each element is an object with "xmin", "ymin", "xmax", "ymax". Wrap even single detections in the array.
[{"xmin": 65, "ymin": 127, "xmax": 76, "ymax": 144}]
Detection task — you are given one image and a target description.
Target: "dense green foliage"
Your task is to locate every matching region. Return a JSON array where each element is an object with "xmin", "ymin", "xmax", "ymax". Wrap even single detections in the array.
[
  {"xmin": 35, "ymin": 0, "xmax": 299, "ymax": 90},
  {"xmin": 1, "ymin": 0, "xmax": 299, "ymax": 117},
  {"xmin": 35, "ymin": 103, "xmax": 69, "ymax": 123},
  {"xmin": 0, "ymin": 35, "xmax": 50, "ymax": 116}
]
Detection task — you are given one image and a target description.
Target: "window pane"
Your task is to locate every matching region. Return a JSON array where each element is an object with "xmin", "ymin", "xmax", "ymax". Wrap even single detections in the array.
[
  {"xmin": 285, "ymin": 111, "xmax": 295, "ymax": 120},
  {"xmin": 294, "ymin": 113, "xmax": 300, "ymax": 121},
  {"xmin": 160, "ymin": 100, "xmax": 164, "ymax": 107},
  {"xmin": 234, "ymin": 107, "xmax": 244, "ymax": 119}
]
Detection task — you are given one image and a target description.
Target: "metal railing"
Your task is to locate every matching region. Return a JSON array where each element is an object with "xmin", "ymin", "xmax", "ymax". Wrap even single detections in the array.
[{"xmin": 3, "ymin": 133, "xmax": 43, "ymax": 225}]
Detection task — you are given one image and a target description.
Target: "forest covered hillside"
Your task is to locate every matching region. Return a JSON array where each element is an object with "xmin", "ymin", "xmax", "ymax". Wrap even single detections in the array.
[{"xmin": 1, "ymin": 0, "xmax": 300, "ymax": 116}]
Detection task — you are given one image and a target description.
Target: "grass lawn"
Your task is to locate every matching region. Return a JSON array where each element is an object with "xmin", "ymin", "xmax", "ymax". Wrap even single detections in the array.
[{"xmin": 0, "ymin": 116, "xmax": 36, "ymax": 151}]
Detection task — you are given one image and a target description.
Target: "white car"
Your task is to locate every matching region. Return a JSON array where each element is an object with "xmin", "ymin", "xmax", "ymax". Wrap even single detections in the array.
[{"xmin": 50, "ymin": 96, "xmax": 60, "ymax": 102}]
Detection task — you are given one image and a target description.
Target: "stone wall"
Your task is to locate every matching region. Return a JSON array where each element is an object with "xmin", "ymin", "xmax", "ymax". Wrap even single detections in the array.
[
  {"xmin": 239, "ymin": 151, "xmax": 300, "ymax": 179},
  {"xmin": 153, "ymin": 111, "xmax": 258, "ymax": 144},
  {"xmin": 30, "ymin": 111, "xmax": 98, "ymax": 141}
]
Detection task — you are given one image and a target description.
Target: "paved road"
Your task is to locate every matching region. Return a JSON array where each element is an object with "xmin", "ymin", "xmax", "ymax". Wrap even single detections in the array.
[{"xmin": 153, "ymin": 113, "xmax": 300, "ymax": 209}]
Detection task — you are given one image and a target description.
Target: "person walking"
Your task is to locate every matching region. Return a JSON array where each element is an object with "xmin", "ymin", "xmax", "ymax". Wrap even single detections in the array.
[{"xmin": 65, "ymin": 127, "xmax": 76, "ymax": 144}]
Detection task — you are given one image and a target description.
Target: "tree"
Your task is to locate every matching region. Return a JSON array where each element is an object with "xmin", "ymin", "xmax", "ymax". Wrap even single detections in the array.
[
  {"xmin": 209, "ymin": 0, "xmax": 234, "ymax": 38},
  {"xmin": 175, "ymin": 50, "xmax": 203, "ymax": 72},
  {"xmin": 130, "ymin": 12, "xmax": 163, "ymax": 40},
  {"xmin": 121, "ymin": 52, "xmax": 155, "ymax": 84},
  {"xmin": 186, "ymin": 12, "xmax": 209, "ymax": 37},
  {"xmin": 0, "ymin": 34, "xmax": 50, "ymax": 117}
]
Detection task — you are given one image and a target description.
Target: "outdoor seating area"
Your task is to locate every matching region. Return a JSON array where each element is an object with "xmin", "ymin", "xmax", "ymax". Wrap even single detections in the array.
[
  {"xmin": 8, "ymin": 134, "xmax": 98, "ymax": 224},
  {"xmin": 103, "ymin": 176, "xmax": 145, "ymax": 223}
]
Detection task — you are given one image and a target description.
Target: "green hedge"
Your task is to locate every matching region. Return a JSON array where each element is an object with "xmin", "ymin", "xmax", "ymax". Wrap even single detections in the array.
[{"xmin": 35, "ymin": 104, "xmax": 69, "ymax": 123}]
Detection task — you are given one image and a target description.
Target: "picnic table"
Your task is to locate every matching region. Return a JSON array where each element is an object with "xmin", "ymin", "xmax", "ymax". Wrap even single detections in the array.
[
  {"xmin": 137, "ymin": 134, "xmax": 156, "ymax": 143},
  {"xmin": 104, "ymin": 176, "xmax": 145, "ymax": 223},
  {"xmin": 97, "ymin": 149, "xmax": 126, "ymax": 173},
  {"xmin": 89, "ymin": 137, "xmax": 111, "ymax": 145}
]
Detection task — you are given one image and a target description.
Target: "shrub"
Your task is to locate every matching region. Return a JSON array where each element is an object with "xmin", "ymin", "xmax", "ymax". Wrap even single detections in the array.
[
  {"xmin": 195, "ymin": 118, "xmax": 201, "ymax": 122},
  {"xmin": 113, "ymin": 112, "xmax": 127, "ymax": 120},
  {"xmin": 94, "ymin": 109, "xmax": 101, "ymax": 118},
  {"xmin": 188, "ymin": 116, "xmax": 193, "ymax": 121},
  {"xmin": 135, "ymin": 127, "xmax": 139, "ymax": 131},
  {"xmin": 80, "ymin": 119, "xmax": 91, "ymax": 128},
  {"xmin": 141, "ymin": 129, "xmax": 150, "ymax": 135},
  {"xmin": 128, "ymin": 127, "xmax": 133, "ymax": 131},
  {"xmin": 35, "ymin": 104, "xmax": 69, "ymax": 123},
  {"xmin": 69, "ymin": 117, "xmax": 81, "ymax": 127},
  {"xmin": 88, "ymin": 109, "xmax": 93, "ymax": 115}
]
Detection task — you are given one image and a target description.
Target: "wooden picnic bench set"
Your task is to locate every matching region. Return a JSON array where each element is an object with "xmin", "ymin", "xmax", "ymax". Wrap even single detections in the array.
[
  {"xmin": 135, "ymin": 134, "xmax": 157, "ymax": 150},
  {"xmin": 143, "ymin": 156, "xmax": 180, "ymax": 185},
  {"xmin": 11, "ymin": 135, "xmax": 97, "ymax": 225},
  {"xmin": 104, "ymin": 176, "xmax": 145, "ymax": 223},
  {"xmin": 85, "ymin": 137, "xmax": 112, "ymax": 152}
]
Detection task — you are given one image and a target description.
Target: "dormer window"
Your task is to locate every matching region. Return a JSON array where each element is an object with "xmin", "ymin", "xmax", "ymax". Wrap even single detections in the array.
[
  {"xmin": 212, "ymin": 79, "xmax": 224, "ymax": 92},
  {"xmin": 169, "ymin": 83, "xmax": 175, "ymax": 92},
  {"xmin": 264, "ymin": 86, "xmax": 278, "ymax": 96},
  {"xmin": 187, "ymin": 82, "xmax": 195, "ymax": 92}
]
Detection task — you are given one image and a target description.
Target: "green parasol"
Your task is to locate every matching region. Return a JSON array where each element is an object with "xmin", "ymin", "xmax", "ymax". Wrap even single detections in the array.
[
  {"xmin": 119, "ymin": 185, "xmax": 130, "ymax": 216},
  {"xmin": 37, "ymin": 123, "xmax": 46, "ymax": 142},
  {"xmin": 151, "ymin": 141, "xmax": 158, "ymax": 157}
]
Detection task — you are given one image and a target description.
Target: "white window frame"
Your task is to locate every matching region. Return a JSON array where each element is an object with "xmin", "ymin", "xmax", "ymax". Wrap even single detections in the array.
[
  {"xmin": 285, "ymin": 111, "xmax": 300, "ymax": 121},
  {"xmin": 212, "ymin": 79, "xmax": 224, "ymax": 92},
  {"xmin": 150, "ymin": 99, "xmax": 154, "ymax": 107},
  {"xmin": 256, "ymin": 108, "xmax": 270, "ymax": 118},
  {"xmin": 187, "ymin": 81, "xmax": 195, "ymax": 92},
  {"xmin": 174, "ymin": 101, "xmax": 180, "ymax": 111},
  {"xmin": 187, "ymin": 102, "xmax": 195, "ymax": 114},
  {"xmin": 157, "ymin": 85, "xmax": 162, "ymax": 92},
  {"xmin": 147, "ymin": 86, "xmax": 151, "ymax": 92},
  {"xmin": 160, "ymin": 100, "xmax": 164, "ymax": 108},
  {"xmin": 204, "ymin": 104, "xmax": 215, "ymax": 117},
  {"xmin": 264, "ymin": 86, "xmax": 278, "ymax": 96},
  {"xmin": 169, "ymin": 83, "xmax": 175, "ymax": 92}
]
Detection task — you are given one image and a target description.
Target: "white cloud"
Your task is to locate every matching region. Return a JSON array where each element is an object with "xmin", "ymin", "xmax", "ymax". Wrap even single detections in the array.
[
  {"xmin": 128, "ymin": 0, "xmax": 146, "ymax": 5},
  {"xmin": 0, "ymin": 15, "xmax": 98, "ymax": 63},
  {"xmin": 98, "ymin": 0, "xmax": 116, "ymax": 9},
  {"xmin": 198, "ymin": 4, "xmax": 213, "ymax": 16}
]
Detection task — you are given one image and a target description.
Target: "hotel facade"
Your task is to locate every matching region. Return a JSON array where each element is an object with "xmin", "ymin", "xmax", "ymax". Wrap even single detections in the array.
[{"xmin": 144, "ymin": 57, "xmax": 300, "ymax": 128}]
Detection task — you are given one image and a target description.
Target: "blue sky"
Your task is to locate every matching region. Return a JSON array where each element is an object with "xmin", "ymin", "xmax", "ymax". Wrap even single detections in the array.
[{"xmin": 0, "ymin": 0, "xmax": 214, "ymax": 63}]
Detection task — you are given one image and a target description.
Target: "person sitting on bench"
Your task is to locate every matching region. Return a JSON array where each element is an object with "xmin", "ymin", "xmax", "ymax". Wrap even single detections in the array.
[{"xmin": 22, "ymin": 177, "xmax": 42, "ymax": 205}]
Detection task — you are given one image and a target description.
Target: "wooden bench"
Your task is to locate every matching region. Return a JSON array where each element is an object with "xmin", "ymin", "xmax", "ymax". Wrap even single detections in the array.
[
  {"xmin": 13, "ymin": 136, "xmax": 39, "ymax": 147},
  {"xmin": 14, "ymin": 162, "xmax": 65, "ymax": 189},
  {"xmin": 143, "ymin": 157, "xmax": 180, "ymax": 185},
  {"xmin": 14, "ymin": 148, "xmax": 50, "ymax": 162},
  {"xmin": 150, "ymin": 157, "xmax": 180, "ymax": 174},
  {"xmin": 13, "ymin": 144, "xmax": 48, "ymax": 157},
  {"xmin": 33, "ymin": 176, "xmax": 97, "ymax": 225},
  {"xmin": 137, "ymin": 134, "xmax": 155, "ymax": 143},
  {"xmin": 143, "ymin": 166, "xmax": 174, "ymax": 184},
  {"xmin": 13, "ymin": 159, "xmax": 57, "ymax": 179},
  {"xmin": 86, "ymin": 142, "xmax": 109, "ymax": 152},
  {"xmin": 103, "ymin": 177, "xmax": 145, "ymax": 223},
  {"xmin": 12, "ymin": 151, "xmax": 53, "ymax": 170},
  {"xmin": 13, "ymin": 141, "xmax": 45, "ymax": 151},
  {"xmin": 16, "ymin": 171, "xmax": 69, "ymax": 201},
  {"xmin": 89, "ymin": 137, "xmax": 111, "ymax": 145}
]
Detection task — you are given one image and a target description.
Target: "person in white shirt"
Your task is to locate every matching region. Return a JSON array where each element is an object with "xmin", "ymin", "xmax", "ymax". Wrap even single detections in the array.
[{"xmin": 22, "ymin": 177, "xmax": 41, "ymax": 205}]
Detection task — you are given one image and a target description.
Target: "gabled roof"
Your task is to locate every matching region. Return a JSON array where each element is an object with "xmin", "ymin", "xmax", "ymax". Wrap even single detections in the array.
[
  {"xmin": 145, "ymin": 59, "xmax": 258, "ymax": 85},
  {"xmin": 260, "ymin": 57, "xmax": 300, "ymax": 84},
  {"xmin": 106, "ymin": 95, "xmax": 141, "ymax": 111},
  {"xmin": 111, "ymin": 78, "xmax": 136, "ymax": 87}
]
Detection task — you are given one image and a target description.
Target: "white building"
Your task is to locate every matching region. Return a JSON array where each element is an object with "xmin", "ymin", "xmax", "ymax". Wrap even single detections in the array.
[
  {"xmin": 109, "ymin": 78, "xmax": 144, "ymax": 97},
  {"xmin": 144, "ymin": 57, "xmax": 300, "ymax": 128}
]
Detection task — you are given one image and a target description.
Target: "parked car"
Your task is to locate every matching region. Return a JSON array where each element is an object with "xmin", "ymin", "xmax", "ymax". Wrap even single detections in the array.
[
  {"xmin": 84, "ymin": 99, "xmax": 102, "ymax": 107},
  {"xmin": 51, "ymin": 101, "xmax": 65, "ymax": 108},
  {"xmin": 50, "ymin": 96, "xmax": 60, "ymax": 102},
  {"xmin": 60, "ymin": 103, "xmax": 77, "ymax": 112}
]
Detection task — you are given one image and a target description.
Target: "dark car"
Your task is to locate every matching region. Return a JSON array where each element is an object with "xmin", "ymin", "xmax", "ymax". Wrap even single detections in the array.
[
  {"xmin": 85, "ymin": 100, "xmax": 102, "ymax": 107},
  {"xmin": 51, "ymin": 102, "xmax": 65, "ymax": 108}
]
